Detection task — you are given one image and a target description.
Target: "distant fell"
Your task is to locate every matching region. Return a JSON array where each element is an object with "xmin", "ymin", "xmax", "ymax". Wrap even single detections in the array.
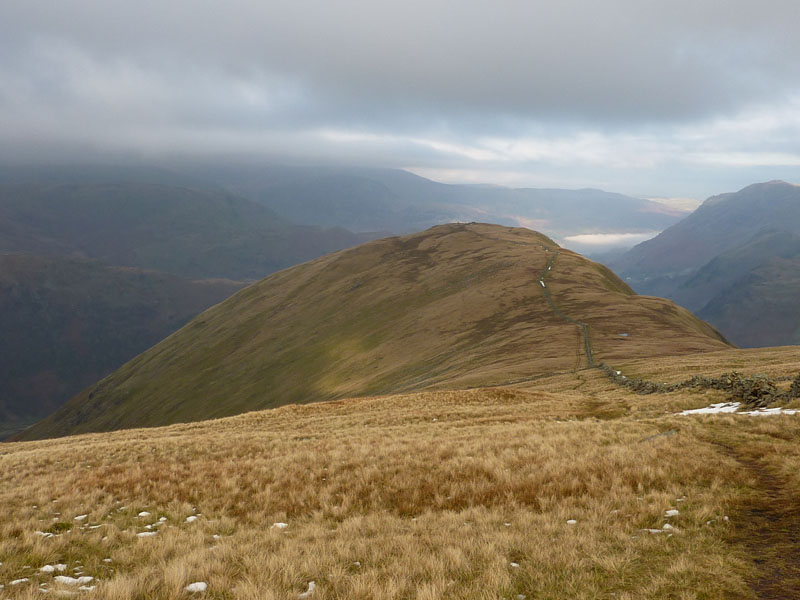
[
  {"xmin": 20, "ymin": 223, "xmax": 729, "ymax": 440},
  {"xmin": 198, "ymin": 164, "xmax": 685, "ymax": 238},
  {"xmin": 611, "ymin": 181, "xmax": 800, "ymax": 348},
  {"xmin": 0, "ymin": 253, "xmax": 244, "ymax": 439},
  {"xmin": 698, "ymin": 256, "xmax": 800, "ymax": 347},
  {"xmin": 614, "ymin": 181, "xmax": 800, "ymax": 287},
  {"xmin": 0, "ymin": 181, "xmax": 367, "ymax": 280}
]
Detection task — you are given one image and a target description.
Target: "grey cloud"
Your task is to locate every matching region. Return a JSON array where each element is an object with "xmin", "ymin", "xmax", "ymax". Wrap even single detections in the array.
[{"xmin": 2, "ymin": 1, "xmax": 800, "ymax": 198}]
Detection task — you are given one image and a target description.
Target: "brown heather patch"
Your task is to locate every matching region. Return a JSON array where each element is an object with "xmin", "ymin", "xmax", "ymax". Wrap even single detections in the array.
[{"xmin": 2, "ymin": 374, "xmax": 790, "ymax": 599}]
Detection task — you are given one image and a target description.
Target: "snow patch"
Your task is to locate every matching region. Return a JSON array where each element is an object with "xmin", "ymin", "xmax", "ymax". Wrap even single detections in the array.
[
  {"xmin": 679, "ymin": 402, "xmax": 741, "ymax": 415},
  {"xmin": 271, "ymin": 522, "xmax": 289, "ymax": 530},
  {"xmin": 136, "ymin": 532, "xmax": 157, "ymax": 538},
  {"xmin": 679, "ymin": 402, "xmax": 799, "ymax": 416}
]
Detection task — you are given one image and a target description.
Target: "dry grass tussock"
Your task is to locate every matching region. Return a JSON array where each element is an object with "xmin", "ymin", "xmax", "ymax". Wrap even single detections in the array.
[{"xmin": 5, "ymin": 358, "xmax": 800, "ymax": 599}]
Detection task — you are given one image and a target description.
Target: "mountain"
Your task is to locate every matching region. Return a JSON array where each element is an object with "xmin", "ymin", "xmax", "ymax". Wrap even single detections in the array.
[
  {"xmin": 0, "ymin": 180, "xmax": 368, "ymax": 280},
  {"xmin": 19, "ymin": 223, "xmax": 729, "ymax": 440},
  {"xmin": 698, "ymin": 256, "xmax": 800, "ymax": 347},
  {"xmin": 610, "ymin": 181, "xmax": 800, "ymax": 348},
  {"xmin": 0, "ymin": 253, "xmax": 244, "ymax": 439},
  {"xmin": 196, "ymin": 164, "xmax": 686, "ymax": 239},
  {"xmin": 613, "ymin": 181, "xmax": 800, "ymax": 296}
]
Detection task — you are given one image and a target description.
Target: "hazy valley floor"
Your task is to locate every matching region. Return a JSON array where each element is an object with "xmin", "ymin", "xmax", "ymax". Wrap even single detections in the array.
[{"xmin": 2, "ymin": 349, "xmax": 800, "ymax": 599}]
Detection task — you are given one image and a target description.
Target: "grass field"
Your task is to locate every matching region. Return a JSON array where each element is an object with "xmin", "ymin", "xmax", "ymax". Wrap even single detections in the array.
[{"xmin": 3, "ymin": 347, "xmax": 800, "ymax": 598}]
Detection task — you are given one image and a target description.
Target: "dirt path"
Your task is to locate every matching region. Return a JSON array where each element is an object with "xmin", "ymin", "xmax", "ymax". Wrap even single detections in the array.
[
  {"xmin": 711, "ymin": 439, "xmax": 800, "ymax": 599},
  {"xmin": 537, "ymin": 251, "xmax": 595, "ymax": 367}
]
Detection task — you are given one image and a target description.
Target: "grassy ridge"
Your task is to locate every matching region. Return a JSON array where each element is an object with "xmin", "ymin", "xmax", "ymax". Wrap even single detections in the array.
[{"xmin": 21, "ymin": 223, "xmax": 730, "ymax": 440}]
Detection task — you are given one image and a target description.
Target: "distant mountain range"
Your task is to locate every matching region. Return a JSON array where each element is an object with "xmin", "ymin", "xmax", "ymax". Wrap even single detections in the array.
[
  {"xmin": 189, "ymin": 163, "xmax": 686, "ymax": 240},
  {"xmin": 0, "ymin": 179, "xmax": 367, "ymax": 280},
  {"xmin": 612, "ymin": 181, "xmax": 800, "ymax": 347},
  {"xmin": 18, "ymin": 223, "xmax": 729, "ymax": 440}
]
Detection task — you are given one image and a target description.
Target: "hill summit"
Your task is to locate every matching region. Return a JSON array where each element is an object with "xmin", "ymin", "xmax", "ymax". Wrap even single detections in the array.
[{"xmin": 20, "ymin": 223, "xmax": 729, "ymax": 439}]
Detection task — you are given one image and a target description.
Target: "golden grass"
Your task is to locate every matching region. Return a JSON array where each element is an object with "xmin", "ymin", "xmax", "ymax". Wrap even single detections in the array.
[{"xmin": 5, "ymin": 359, "xmax": 798, "ymax": 598}]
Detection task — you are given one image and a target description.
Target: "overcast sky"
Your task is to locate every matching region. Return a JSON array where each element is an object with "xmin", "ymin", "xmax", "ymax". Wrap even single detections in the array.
[{"xmin": 2, "ymin": 0, "xmax": 800, "ymax": 199}]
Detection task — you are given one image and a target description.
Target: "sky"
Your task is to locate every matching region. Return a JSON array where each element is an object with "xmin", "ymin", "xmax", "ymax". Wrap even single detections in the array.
[{"xmin": 2, "ymin": 0, "xmax": 800, "ymax": 200}]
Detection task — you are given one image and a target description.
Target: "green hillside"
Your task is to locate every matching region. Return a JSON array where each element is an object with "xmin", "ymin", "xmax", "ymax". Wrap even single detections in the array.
[{"xmin": 19, "ymin": 223, "xmax": 730, "ymax": 440}]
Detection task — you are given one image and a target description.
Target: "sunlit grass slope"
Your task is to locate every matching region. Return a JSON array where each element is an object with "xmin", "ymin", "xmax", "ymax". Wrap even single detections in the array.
[
  {"xmin": 3, "ymin": 347, "xmax": 800, "ymax": 598},
  {"xmin": 20, "ymin": 223, "xmax": 730, "ymax": 439}
]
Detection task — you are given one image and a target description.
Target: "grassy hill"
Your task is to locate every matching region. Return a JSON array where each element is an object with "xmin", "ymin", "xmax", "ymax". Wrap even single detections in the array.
[
  {"xmin": 0, "ymin": 254, "xmax": 244, "ymax": 439},
  {"xmin": 20, "ymin": 223, "xmax": 729, "ymax": 440},
  {"xmin": 0, "ymin": 181, "xmax": 366, "ymax": 280},
  {"xmin": 2, "ymin": 345, "xmax": 800, "ymax": 598}
]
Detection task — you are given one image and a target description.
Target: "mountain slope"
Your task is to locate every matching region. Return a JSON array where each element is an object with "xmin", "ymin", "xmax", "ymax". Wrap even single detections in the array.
[
  {"xmin": 698, "ymin": 256, "xmax": 800, "ymax": 347},
  {"xmin": 673, "ymin": 229, "xmax": 800, "ymax": 311},
  {"xmin": 613, "ymin": 181, "xmax": 800, "ymax": 294},
  {"xmin": 20, "ymin": 223, "xmax": 729, "ymax": 440},
  {"xmin": 0, "ymin": 254, "xmax": 244, "ymax": 439},
  {"xmin": 0, "ymin": 181, "xmax": 366, "ymax": 280}
]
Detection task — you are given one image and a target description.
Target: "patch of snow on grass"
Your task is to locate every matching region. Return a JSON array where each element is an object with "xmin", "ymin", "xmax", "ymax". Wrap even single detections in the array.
[
  {"xmin": 136, "ymin": 532, "xmax": 157, "ymax": 538},
  {"xmin": 137, "ymin": 511, "xmax": 150, "ymax": 518},
  {"xmin": 741, "ymin": 407, "xmax": 799, "ymax": 416},
  {"xmin": 679, "ymin": 402, "xmax": 740, "ymax": 415},
  {"xmin": 186, "ymin": 516, "xmax": 199, "ymax": 523},
  {"xmin": 272, "ymin": 522, "xmax": 289, "ymax": 529},
  {"xmin": 679, "ymin": 402, "xmax": 799, "ymax": 416},
  {"xmin": 664, "ymin": 509, "xmax": 679, "ymax": 517},
  {"xmin": 73, "ymin": 515, "xmax": 87, "ymax": 521},
  {"xmin": 10, "ymin": 578, "xmax": 29, "ymax": 585},
  {"xmin": 185, "ymin": 582, "xmax": 207, "ymax": 593}
]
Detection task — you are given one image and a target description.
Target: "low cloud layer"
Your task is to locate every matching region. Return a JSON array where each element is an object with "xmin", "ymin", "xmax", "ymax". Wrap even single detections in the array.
[{"xmin": 2, "ymin": 1, "xmax": 800, "ymax": 198}]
